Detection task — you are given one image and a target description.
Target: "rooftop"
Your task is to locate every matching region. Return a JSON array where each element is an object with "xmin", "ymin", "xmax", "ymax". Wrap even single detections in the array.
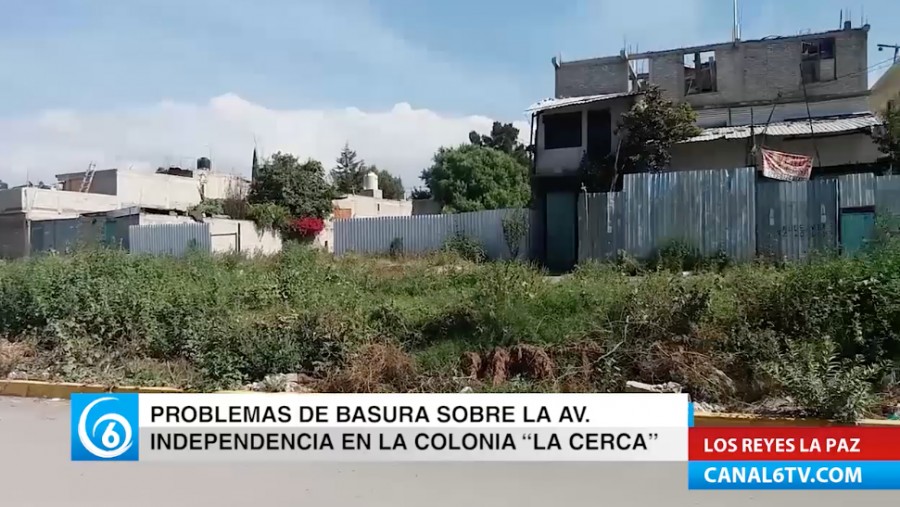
[
  {"xmin": 682, "ymin": 112, "xmax": 881, "ymax": 143},
  {"xmin": 526, "ymin": 91, "xmax": 640, "ymax": 113}
]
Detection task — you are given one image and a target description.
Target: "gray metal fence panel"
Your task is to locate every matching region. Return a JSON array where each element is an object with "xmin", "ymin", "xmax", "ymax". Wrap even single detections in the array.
[
  {"xmin": 612, "ymin": 167, "xmax": 756, "ymax": 261},
  {"xmin": 30, "ymin": 218, "xmax": 80, "ymax": 253},
  {"xmin": 128, "ymin": 223, "xmax": 211, "ymax": 257},
  {"xmin": 334, "ymin": 208, "xmax": 530, "ymax": 260},
  {"xmin": 578, "ymin": 192, "xmax": 625, "ymax": 261},
  {"xmin": 756, "ymin": 179, "xmax": 838, "ymax": 260},
  {"xmin": 876, "ymin": 175, "xmax": 900, "ymax": 217},
  {"xmin": 838, "ymin": 173, "xmax": 876, "ymax": 208}
]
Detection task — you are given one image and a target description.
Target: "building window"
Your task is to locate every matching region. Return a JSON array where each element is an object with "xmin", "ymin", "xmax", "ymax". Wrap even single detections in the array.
[
  {"xmin": 628, "ymin": 57, "xmax": 649, "ymax": 92},
  {"xmin": 684, "ymin": 50, "xmax": 717, "ymax": 95},
  {"xmin": 543, "ymin": 112, "xmax": 582, "ymax": 149},
  {"xmin": 801, "ymin": 37, "xmax": 836, "ymax": 84}
]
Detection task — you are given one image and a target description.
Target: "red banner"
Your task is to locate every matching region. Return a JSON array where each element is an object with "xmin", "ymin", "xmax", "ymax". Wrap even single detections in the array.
[{"xmin": 761, "ymin": 148, "xmax": 812, "ymax": 181}]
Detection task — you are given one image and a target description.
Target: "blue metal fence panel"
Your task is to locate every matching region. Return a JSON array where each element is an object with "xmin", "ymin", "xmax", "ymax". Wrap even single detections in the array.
[
  {"xmin": 128, "ymin": 223, "xmax": 211, "ymax": 256},
  {"xmin": 838, "ymin": 173, "xmax": 876, "ymax": 208},
  {"xmin": 30, "ymin": 219, "xmax": 80, "ymax": 253},
  {"xmin": 334, "ymin": 208, "xmax": 531, "ymax": 260},
  {"xmin": 756, "ymin": 179, "xmax": 838, "ymax": 260},
  {"xmin": 876, "ymin": 175, "xmax": 900, "ymax": 216}
]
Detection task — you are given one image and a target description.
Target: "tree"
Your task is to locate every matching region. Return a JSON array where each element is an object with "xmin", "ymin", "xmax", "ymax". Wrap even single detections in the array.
[
  {"xmin": 872, "ymin": 100, "xmax": 900, "ymax": 174},
  {"xmin": 331, "ymin": 142, "xmax": 366, "ymax": 194},
  {"xmin": 469, "ymin": 121, "xmax": 530, "ymax": 167},
  {"xmin": 615, "ymin": 85, "xmax": 701, "ymax": 174},
  {"xmin": 251, "ymin": 148, "xmax": 260, "ymax": 182},
  {"xmin": 580, "ymin": 85, "xmax": 701, "ymax": 192},
  {"xmin": 410, "ymin": 187, "xmax": 432, "ymax": 200},
  {"xmin": 331, "ymin": 142, "xmax": 405, "ymax": 199},
  {"xmin": 249, "ymin": 152, "xmax": 334, "ymax": 219},
  {"xmin": 420, "ymin": 144, "xmax": 530, "ymax": 213},
  {"xmin": 368, "ymin": 165, "xmax": 405, "ymax": 200}
]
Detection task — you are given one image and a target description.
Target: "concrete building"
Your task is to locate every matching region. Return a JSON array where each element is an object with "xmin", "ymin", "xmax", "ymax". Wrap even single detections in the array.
[
  {"xmin": 0, "ymin": 158, "xmax": 251, "ymax": 259},
  {"xmin": 30, "ymin": 207, "xmax": 281, "ymax": 257},
  {"xmin": 56, "ymin": 161, "xmax": 249, "ymax": 212},
  {"xmin": 528, "ymin": 21, "xmax": 883, "ymax": 271},
  {"xmin": 315, "ymin": 171, "xmax": 418, "ymax": 251},
  {"xmin": 870, "ymin": 62, "xmax": 900, "ymax": 113}
]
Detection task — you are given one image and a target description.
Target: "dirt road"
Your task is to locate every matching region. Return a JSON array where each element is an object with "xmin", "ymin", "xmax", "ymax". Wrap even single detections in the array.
[{"xmin": 0, "ymin": 396, "xmax": 889, "ymax": 506}]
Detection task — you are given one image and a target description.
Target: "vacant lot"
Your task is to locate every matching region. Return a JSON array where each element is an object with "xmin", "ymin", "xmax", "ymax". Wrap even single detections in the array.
[{"xmin": 0, "ymin": 242, "xmax": 898, "ymax": 422}]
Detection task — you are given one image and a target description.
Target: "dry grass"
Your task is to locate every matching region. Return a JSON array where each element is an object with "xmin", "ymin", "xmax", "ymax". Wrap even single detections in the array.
[
  {"xmin": 323, "ymin": 341, "xmax": 417, "ymax": 393},
  {"xmin": 0, "ymin": 339, "xmax": 34, "ymax": 378}
]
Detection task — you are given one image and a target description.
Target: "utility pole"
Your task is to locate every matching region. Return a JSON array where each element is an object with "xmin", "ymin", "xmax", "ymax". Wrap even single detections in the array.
[
  {"xmin": 732, "ymin": 0, "xmax": 741, "ymax": 42},
  {"xmin": 878, "ymin": 43, "xmax": 900, "ymax": 64}
]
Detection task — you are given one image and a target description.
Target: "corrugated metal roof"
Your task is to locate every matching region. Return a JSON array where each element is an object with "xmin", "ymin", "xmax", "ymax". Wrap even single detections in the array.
[
  {"xmin": 526, "ymin": 91, "xmax": 639, "ymax": 113},
  {"xmin": 683, "ymin": 113, "xmax": 881, "ymax": 143}
]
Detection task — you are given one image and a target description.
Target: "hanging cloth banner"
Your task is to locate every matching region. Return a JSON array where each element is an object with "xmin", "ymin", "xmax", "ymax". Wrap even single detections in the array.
[{"xmin": 760, "ymin": 148, "xmax": 813, "ymax": 181}]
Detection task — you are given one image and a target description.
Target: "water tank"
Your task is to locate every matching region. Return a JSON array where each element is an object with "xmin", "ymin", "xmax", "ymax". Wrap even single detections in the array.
[
  {"xmin": 197, "ymin": 157, "xmax": 212, "ymax": 170},
  {"xmin": 363, "ymin": 171, "xmax": 379, "ymax": 191}
]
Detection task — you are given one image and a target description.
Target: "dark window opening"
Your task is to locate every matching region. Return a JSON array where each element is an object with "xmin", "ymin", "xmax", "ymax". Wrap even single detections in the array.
[
  {"xmin": 801, "ymin": 37, "xmax": 836, "ymax": 83},
  {"xmin": 543, "ymin": 112, "xmax": 582, "ymax": 149},
  {"xmin": 684, "ymin": 50, "xmax": 716, "ymax": 95},
  {"xmin": 628, "ymin": 58, "xmax": 649, "ymax": 92}
]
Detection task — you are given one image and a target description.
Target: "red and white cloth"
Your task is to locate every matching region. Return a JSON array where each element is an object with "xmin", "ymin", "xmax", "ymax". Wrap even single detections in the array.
[{"xmin": 760, "ymin": 148, "xmax": 813, "ymax": 181}]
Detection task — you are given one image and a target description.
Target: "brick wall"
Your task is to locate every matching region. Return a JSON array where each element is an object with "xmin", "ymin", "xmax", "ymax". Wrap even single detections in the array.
[
  {"xmin": 555, "ymin": 28, "xmax": 868, "ymax": 106},
  {"xmin": 555, "ymin": 57, "xmax": 629, "ymax": 98}
]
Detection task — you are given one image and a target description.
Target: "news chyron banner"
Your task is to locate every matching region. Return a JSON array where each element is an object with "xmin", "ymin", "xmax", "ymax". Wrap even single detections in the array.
[
  {"xmin": 688, "ymin": 427, "xmax": 900, "ymax": 490},
  {"xmin": 71, "ymin": 393, "xmax": 689, "ymax": 462}
]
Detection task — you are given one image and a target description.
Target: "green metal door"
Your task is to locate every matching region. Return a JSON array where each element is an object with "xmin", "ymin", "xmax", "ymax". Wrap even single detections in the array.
[
  {"xmin": 104, "ymin": 220, "xmax": 117, "ymax": 246},
  {"xmin": 545, "ymin": 191, "xmax": 577, "ymax": 272},
  {"xmin": 840, "ymin": 211, "xmax": 876, "ymax": 257}
]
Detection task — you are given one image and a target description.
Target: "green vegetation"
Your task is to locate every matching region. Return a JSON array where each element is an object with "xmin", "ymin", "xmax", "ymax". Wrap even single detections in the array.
[
  {"xmin": 331, "ymin": 143, "xmax": 405, "ymax": 200},
  {"xmin": 1, "ymin": 238, "xmax": 899, "ymax": 421}
]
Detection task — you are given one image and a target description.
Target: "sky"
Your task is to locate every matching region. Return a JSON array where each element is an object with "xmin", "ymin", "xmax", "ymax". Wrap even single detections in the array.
[{"xmin": 1, "ymin": 0, "xmax": 899, "ymax": 190}]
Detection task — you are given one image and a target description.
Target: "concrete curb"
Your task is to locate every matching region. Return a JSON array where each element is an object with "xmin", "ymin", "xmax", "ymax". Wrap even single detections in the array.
[{"xmin": 0, "ymin": 380, "xmax": 182, "ymax": 399}]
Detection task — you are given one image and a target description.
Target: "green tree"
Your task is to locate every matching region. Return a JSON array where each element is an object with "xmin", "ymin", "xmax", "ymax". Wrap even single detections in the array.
[
  {"xmin": 331, "ymin": 142, "xmax": 405, "ymax": 199},
  {"xmin": 581, "ymin": 85, "xmax": 700, "ymax": 192},
  {"xmin": 249, "ymin": 152, "xmax": 334, "ymax": 219},
  {"xmin": 616, "ymin": 85, "xmax": 701, "ymax": 173},
  {"xmin": 872, "ymin": 99, "xmax": 900, "ymax": 174},
  {"xmin": 251, "ymin": 148, "xmax": 260, "ymax": 182},
  {"xmin": 420, "ymin": 144, "xmax": 530, "ymax": 213},
  {"xmin": 469, "ymin": 121, "xmax": 530, "ymax": 167},
  {"xmin": 331, "ymin": 142, "xmax": 365, "ymax": 194}
]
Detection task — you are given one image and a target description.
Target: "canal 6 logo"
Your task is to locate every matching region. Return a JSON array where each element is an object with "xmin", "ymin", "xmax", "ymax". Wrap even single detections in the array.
[{"xmin": 71, "ymin": 393, "xmax": 139, "ymax": 461}]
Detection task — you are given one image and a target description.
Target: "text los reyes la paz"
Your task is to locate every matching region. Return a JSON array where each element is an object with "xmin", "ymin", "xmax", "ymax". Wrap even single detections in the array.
[{"xmin": 152, "ymin": 404, "xmax": 599, "ymax": 425}]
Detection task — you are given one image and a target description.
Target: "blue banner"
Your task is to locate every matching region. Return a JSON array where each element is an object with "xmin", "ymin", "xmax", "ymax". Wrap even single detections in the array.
[{"xmin": 688, "ymin": 461, "xmax": 900, "ymax": 490}]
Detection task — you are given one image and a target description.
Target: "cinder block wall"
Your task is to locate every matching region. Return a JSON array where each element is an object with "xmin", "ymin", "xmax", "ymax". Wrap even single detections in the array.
[{"xmin": 555, "ymin": 28, "xmax": 868, "ymax": 107}]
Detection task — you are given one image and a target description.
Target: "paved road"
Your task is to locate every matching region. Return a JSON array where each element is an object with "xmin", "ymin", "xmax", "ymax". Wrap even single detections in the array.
[{"xmin": 0, "ymin": 397, "xmax": 891, "ymax": 506}]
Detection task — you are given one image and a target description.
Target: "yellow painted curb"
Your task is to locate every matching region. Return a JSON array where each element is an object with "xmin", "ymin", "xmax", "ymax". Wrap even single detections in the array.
[
  {"xmin": 0, "ymin": 380, "xmax": 182, "ymax": 399},
  {"xmin": 695, "ymin": 411, "xmax": 900, "ymax": 427}
]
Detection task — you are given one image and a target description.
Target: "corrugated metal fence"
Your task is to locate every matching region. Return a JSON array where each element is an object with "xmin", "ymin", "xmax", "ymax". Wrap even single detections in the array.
[
  {"xmin": 334, "ymin": 208, "xmax": 533, "ymax": 260},
  {"xmin": 333, "ymin": 170, "xmax": 900, "ymax": 264},
  {"xmin": 756, "ymin": 179, "xmax": 838, "ymax": 260},
  {"xmin": 580, "ymin": 167, "xmax": 757, "ymax": 261},
  {"xmin": 128, "ymin": 223, "xmax": 211, "ymax": 257}
]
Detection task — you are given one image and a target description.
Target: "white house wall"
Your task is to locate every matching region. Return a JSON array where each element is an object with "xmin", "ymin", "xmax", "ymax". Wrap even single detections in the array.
[
  {"xmin": 114, "ymin": 171, "xmax": 248, "ymax": 211},
  {"xmin": 137, "ymin": 214, "xmax": 281, "ymax": 256},
  {"xmin": 535, "ymin": 96, "xmax": 634, "ymax": 175}
]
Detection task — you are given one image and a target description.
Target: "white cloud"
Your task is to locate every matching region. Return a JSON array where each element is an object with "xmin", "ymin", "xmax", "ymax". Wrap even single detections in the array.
[{"xmin": 0, "ymin": 94, "xmax": 531, "ymax": 189}]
